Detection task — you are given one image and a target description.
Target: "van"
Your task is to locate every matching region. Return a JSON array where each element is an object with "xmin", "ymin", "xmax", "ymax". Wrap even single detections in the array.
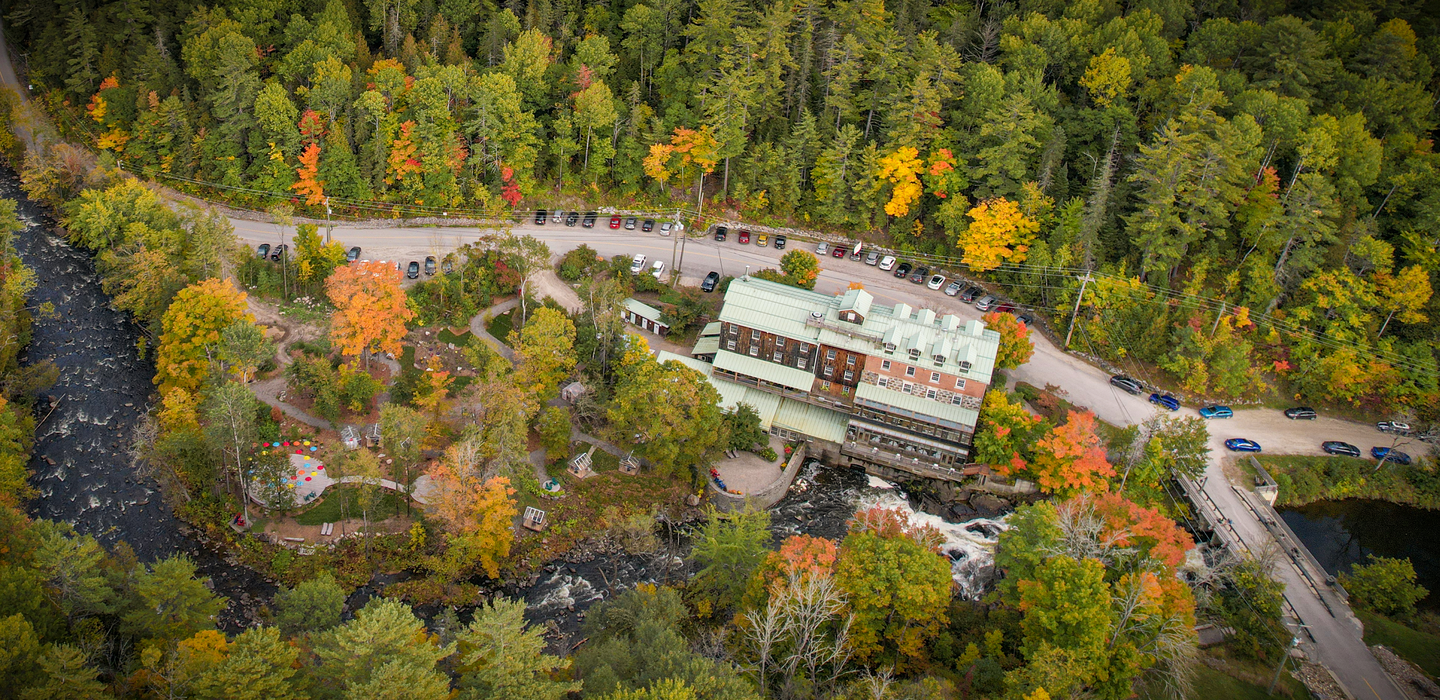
[{"xmin": 630, "ymin": 254, "xmax": 647, "ymax": 274}]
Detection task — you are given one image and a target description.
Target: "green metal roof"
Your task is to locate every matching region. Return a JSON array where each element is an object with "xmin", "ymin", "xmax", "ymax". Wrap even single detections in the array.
[
  {"xmin": 854, "ymin": 382, "xmax": 979, "ymax": 429},
  {"xmin": 700, "ymin": 321, "xmax": 722, "ymax": 337},
  {"xmin": 708, "ymin": 378, "xmax": 782, "ymax": 429},
  {"xmin": 655, "ymin": 350, "xmax": 715, "ymax": 375},
  {"xmin": 713, "ymin": 351, "xmax": 817, "ymax": 393},
  {"xmin": 625, "ymin": 298, "xmax": 665, "ymax": 323},
  {"xmin": 691, "ymin": 335, "xmax": 720, "ymax": 356},
  {"xmin": 772, "ymin": 399, "xmax": 849, "ymax": 443}
]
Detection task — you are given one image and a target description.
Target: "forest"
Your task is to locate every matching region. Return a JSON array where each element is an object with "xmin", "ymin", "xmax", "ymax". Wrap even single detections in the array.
[{"xmin": 6, "ymin": 0, "xmax": 1440, "ymax": 414}]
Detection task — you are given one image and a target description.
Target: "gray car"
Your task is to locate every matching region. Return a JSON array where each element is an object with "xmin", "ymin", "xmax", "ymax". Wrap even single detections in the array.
[{"xmin": 974, "ymin": 294, "xmax": 996, "ymax": 311}]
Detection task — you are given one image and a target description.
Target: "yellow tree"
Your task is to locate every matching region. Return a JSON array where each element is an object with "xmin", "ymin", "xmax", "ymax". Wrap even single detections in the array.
[
  {"xmin": 426, "ymin": 442, "xmax": 517, "ymax": 579},
  {"xmin": 643, "ymin": 126, "xmax": 719, "ymax": 193},
  {"xmin": 875, "ymin": 146, "xmax": 923, "ymax": 217},
  {"xmin": 155, "ymin": 279, "xmax": 252, "ymax": 396},
  {"xmin": 961, "ymin": 197, "xmax": 1039, "ymax": 272},
  {"xmin": 415, "ymin": 357, "xmax": 453, "ymax": 420},
  {"xmin": 1374, "ymin": 265, "xmax": 1432, "ymax": 336},
  {"xmin": 1079, "ymin": 48, "xmax": 1133, "ymax": 107},
  {"xmin": 325, "ymin": 261, "xmax": 414, "ymax": 368},
  {"xmin": 511, "ymin": 307, "xmax": 576, "ymax": 401}
]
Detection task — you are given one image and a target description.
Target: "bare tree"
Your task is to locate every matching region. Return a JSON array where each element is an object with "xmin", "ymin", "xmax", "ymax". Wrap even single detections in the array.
[{"xmin": 742, "ymin": 571, "xmax": 857, "ymax": 699}]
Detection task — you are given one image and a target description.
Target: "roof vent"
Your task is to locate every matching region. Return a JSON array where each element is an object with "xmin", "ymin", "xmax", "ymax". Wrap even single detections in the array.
[{"xmin": 810, "ymin": 311, "xmax": 824, "ymax": 320}]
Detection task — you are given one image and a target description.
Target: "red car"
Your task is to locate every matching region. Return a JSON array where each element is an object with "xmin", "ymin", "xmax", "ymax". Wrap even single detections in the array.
[
  {"xmin": 738, "ymin": 230, "xmax": 751, "ymax": 244},
  {"xmin": 832, "ymin": 245, "xmax": 847, "ymax": 258},
  {"xmin": 609, "ymin": 215, "xmax": 622, "ymax": 229}
]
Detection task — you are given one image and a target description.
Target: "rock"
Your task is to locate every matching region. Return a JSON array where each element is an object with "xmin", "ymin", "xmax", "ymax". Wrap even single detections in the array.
[{"xmin": 970, "ymin": 493, "xmax": 1010, "ymax": 516}]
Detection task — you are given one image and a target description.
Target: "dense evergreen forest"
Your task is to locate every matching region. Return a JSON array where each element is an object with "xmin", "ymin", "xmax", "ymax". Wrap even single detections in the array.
[{"xmin": 6, "ymin": 0, "xmax": 1440, "ymax": 413}]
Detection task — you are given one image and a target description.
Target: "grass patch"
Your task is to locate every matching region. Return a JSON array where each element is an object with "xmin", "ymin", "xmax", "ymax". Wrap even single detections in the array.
[
  {"xmin": 486, "ymin": 310, "xmax": 515, "ymax": 342},
  {"xmin": 437, "ymin": 327, "xmax": 471, "ymax": 345},
  {"xmin": 1258, "ymin": 455, "xmax": 1440, "ymax": 510},
  {"xmin": 1357, "ymin": 610, "xmax": 1440, "ymax": 678},
  {"xmin": 1138, "ymin": 653, "xmax": 1310, "ymax": 700},
  {"xmin": 294, "ymin": 487, "xmax": 407, "ymax": 525},
  {"xmin": 589, "ymin": 449, "xmax": 620, "ymax": 473}
]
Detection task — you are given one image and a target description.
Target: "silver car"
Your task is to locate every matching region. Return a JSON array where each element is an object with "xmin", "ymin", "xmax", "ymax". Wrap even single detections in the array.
[
  {"xmin": 944, "ymin": 281, "xmax": 963, "ymax": 296},
  {"xmin": 815, "ymin": 241, "xmax": 829, "ymax": 256},
  {"xmin": 974, "ymin": 295, "xmax": 997, "ymax": 311},
  {"xmin": 865, "ymin": 251, "xmax": 880, "ymax": 265},
  {"xmin": 660, "ymin": 221, "xmax": 673, "ymax": 236}
]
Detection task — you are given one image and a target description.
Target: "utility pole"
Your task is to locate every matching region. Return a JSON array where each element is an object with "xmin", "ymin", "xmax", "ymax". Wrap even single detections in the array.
[
  {"xmin": 1064, "ymin": 272, "xmax": 1094, "ymax": 349},
  {"xmin": 1267, "ymin": 637, "xmax": 1300, "ymax": 694},
  {"xmin": 1210, "ymin": 301, "xmax": 1226, "ymax": 337},
  {"xmin": 324, "ymin": 196, "xmax": 333, "ymax": 243}
]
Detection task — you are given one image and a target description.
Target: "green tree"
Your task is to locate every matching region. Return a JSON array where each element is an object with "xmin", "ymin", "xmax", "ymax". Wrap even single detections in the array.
[
  {"xmin": 1339, "ymin": 556, "xmax": 1429, "ymax": 617},
  {"xmin": 218, "ymin": 320, "xmax": 273, "ymax": 383},
  {"xmin": 192, "ymin": 627, "xmax": 303, "ymax": 700},
  {"xmin": 722, "ymin": 403, "xmax": 767, "ymax": 452},
  {"xmin": 608, "ymin": 355, "xmax": 727, "ymax": 476},
  {"xmin": 121, "ymin": 555, "xmax": 226, "ymax": 643},
  {"xmin": 454, "ymin": 597, "xmax": 580, "ymax": 700},
  {"xmin": 536, "ymin": 406, "xmax": 572, "ymax": 462},
  {"xmin": 835, "ymin": 508, "xmax": 952, "ymax": 669},
  {"xmin": 203, "ymin": 380, "xmax": 261, "ymax": 499},
  {"xmin": 692, "ymin": 506, "xmax": 772, "ymax": 610},
  {"xmin": 511, "ymin": 307, "xmax": 576, "ymax": 401},
  {"xmin": 155, "ymin": 279, "xmax": 252, "ymax": 396},
  {"xmin": 0, "ymin": 614, "xmax": 43, "ymax": 692},
  {"xmin": 272, "ymin": 573, "xmax": 346, "ymax": 637},
  {"xmin": 311, "ymin": 597, "xmax": 453, "ymax": 699},
  {"xmin": 20, "ymin": 644, "xmax": 107, "ymax": 700},
  {"xmin": 778, "ymin": 250, "xmax": 820, "ymax": 289}
]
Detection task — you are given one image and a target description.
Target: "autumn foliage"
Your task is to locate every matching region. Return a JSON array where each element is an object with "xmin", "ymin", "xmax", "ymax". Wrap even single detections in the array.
[
  {"xmin": 983, "ymin": 310, "xmax": 1035, "ymax": 369},
  {"xmin": 876, "ymin": 146, "xmax": 923, "ymax": 217},
  {"xmin": 155, "ymin": 279, "xmax": 252, "ymax": 396},
  {"xmin": 962, "ymin": 197, "xmax": 1039, "ymax": 271},
  {"xmin": 325, "ymin": 261, "xmax": 415, "ymax": 365},
  {"xmin": 292, "ymin": 142, "xmax": 325, "ymax": 205},
  {"xmin": 1001, "ymin": 410, "xmax": 1115, "ymax": 496},
  {"xmin": 1082, "ymin": 492, "xmax": 1195, "ymax": 568},
  {"xmin": 425, "ymin": 446, "xmax": 517, "ymax": 579}
]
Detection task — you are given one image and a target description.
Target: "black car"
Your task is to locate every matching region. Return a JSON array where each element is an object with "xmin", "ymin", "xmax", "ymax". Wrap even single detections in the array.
[
  {"xmin": 625, "ymin": 217, "xmax": 637, "ymax": 230},
  {"xmin": 960, "ymin": 285, "xmax": 983, "ymax": 303},
  {"xmin": 894, "ymin": 261, "xmax": 913, "ymax": 278},
  {"xmin": 909, "ymin": 266, "xmax": 929, "ymax": 284},
  {"xmin": 566, "ymin": 211, "xmax": 580, "ymax": 226},
  {"xmin": 534, "ymin": 209, "xmax": 548, "ymax": 225},
  {"xmin": 714, "ymin": 226, "xmax": 728, "ymax": 242},
  {"xmin": 424, "ymin": 256, "xmax": 436, "ymax": 276},
  {"xmin": 257, "ymin": 243, "xmax": 270, "ymax": 258},
  {"xmin": 1109, "ymin": 375, "xmax": 1144, "ymax": 395},
  {"xmin": 701, "ymin": 271, "xmax": 720, "ymax": 293},
  {"xmin": 270, "ymin": 244, "xmax": 287, "ymax": 262},
  {"xmin": 406, "ymin": 261, "xmax": 420, "ymax": 279},
  {"xmin": 347, "ymin": 246, "xmax": 361, "ymax": 262},
  {"xmin": 1284, "ymin": 407, "xmax": 1318, "ymax": 420},
  {"xmin": 1016, "ymin": 313, "xmax": 1034, "ymax": 326},
  {"xmin": 774, "ymin": 235, "xmax": 787, "ymax": 249},
  {"xmin": 642, "ymin": 219, "xmax": 655, "ymax": 232},
  {"xmin": 1322, "ymin": 441, "xmax": 1361, "ymax": 457},
  {"xmin": 582, "ymin": 211, "xmax": 598, "ymax": 227}
]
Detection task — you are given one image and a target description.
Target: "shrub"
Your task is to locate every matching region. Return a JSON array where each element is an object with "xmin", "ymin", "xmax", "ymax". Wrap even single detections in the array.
[{"xmin": 1340, "ymin": 555, "xmax": 1429, "ymax": 617}]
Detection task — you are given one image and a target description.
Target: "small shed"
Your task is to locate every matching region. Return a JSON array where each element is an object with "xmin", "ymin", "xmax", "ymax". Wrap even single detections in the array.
[
  {"xmin": 560, "ymin": 381, "xmax": 589, "ymax": 404},
  {"xmin": 568, "ymin": 446, "xmax": 596, "ymax": 479},
  {"xmin": 522, "ymin": 506, "xmax": 547, "ymax": 531},
  {"xmin": 364, "ymin": 423, "xmax": 382, "ymax": 448},
  {"xmin": 340, "ymin": 425, "xmax": 361, "ymax": 450},
  {"xmin": 623, "ymin": 298, "xmax": 670, "ymax": 335},
  {"xmin": 619, "ymin": 453, "xmax": 641, "ymax": 476}
]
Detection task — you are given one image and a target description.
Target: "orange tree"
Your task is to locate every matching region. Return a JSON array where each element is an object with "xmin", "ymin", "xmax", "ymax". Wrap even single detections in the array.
[
  {"xmin": 425, "ymin": 442, "xmax": 517, "ymax": 580},
  {"xmin": 997, "ymin": 410, "xmax": 1115, "ymax": 496},
  {"xmin": 961, "ymin": 196, "xmax": 1039, "ymax": 272},
  {"xmin": 983, "ymin": 311, "xmax": 1034, "ymax": 369},
  {"xmin": 155, "ymin": 279, "xmax": 251, "ymax": 396},
  {"xmin": 325, "ymin": 261, "xmax": 414, "ymax": 368}
]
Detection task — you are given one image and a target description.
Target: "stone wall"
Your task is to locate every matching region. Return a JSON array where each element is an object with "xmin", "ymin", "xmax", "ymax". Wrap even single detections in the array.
[{"xmin": 709, "ymin": 444, "xmax": 809, "ymax": 512}]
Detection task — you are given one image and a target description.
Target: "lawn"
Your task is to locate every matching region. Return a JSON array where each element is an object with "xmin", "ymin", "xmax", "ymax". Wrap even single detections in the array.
[
  {"xmin": 294, "ymin": 487, "xmax": 407, "ymax": 525},
  {"xmin": 1358, "ymin": 610, "xmax": 1440, "ymax": 678},
  {"xmin": 436, "ymin": 327, "xmax": 471, "ymax": 345},
  {"xmin": 1138, "ymin": 659, "xmax": 1310, "ymax": 699},
  {"xmin": 486, "ymin": 309, "xmax": 516, "ymax": 342}
]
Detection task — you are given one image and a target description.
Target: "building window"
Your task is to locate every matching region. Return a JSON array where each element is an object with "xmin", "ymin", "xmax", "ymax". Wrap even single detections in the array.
[
  {"xmin": 926, "ymin": 388, "xmax": 938, "ymax": 399},
  {"xmin": 775, "ymin": 337, "xmax": 784, "ymax": 348},
  {"xmin": 726, "ymin": 339, "xmax": 736, "ymax": 351},
  {"xmin": 902, "ymin": 381, "xmax": 914, "ymax": 393},
  {"xmin": 773, "ymin": 352, "xmax": 783, "ymax": 362},
  {"xmin": 826, "ymin": 348, "xmax": 836, "ymax": 360},
  {"xmin": 727, "ymin": 324, "xmax": 737, "ymax": 336},
  {"xmin": 797, "ymin": 359, "xmax": 807, "ymax": 370},
  {"xmin": 959, "ymin": 361, "xmax": 972, "ymax": 370},
  {"xmin": 846, "ymin": 356, "xmax": 856, "ymax": 366},
  {"xmin": 930, "ymin": 372, "xmax": 941, "ymax": 383},
  {"xmin": 843, "ymin": 370, "xmax": 854, "ymax": 382},
  {"xmin": 883, "ymin": 343, "xmax": 896, "ymax": 353},
  {"xmin": 823, "ymin": 365, "xmax": 834, "ymax": 377},
  {"xmin": 955, "ymin": 378, "xmax": 966, "ymax": 389},
  {"xmin": 908, "ymin": 349, "xmax": 921, "ymax": 359},
  {"xmin": 881, "ymin": 360, "xmax": 891, "ymax": 370},
  {"xmin": 749, "ymin": 345, "xmax": 759, "ymax": 357},
  {"xmin": 799, "ymin": 343, "xmax": 809, "ymax": 352},
  {"xmin": 905, "ymin": 366, "xmax": 916, "ymax": 377},
  {"xmin": 951, "ymin": 395, "xmax": 963, "ymax": 405},
  {"xmin": 751, "ymin": 329, "xmax": 760, "ymax": 341}
]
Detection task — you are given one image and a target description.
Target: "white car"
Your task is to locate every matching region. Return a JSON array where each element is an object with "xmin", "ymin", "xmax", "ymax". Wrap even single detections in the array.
[
  {"xmin": 650, "ymin": 260, "xmax": 666, "ymax": 278},
  {"xmin": 927, "ymin": 274, "xmax": 946, "ymax": 290},
  {"xmin": 815, "ymin": 241, "xmax": 829, "ymax": 256},
  {"xmin": 550, "ymin": 210, "xmax": 564, "ymax": 224},
  {"xmin": 878, "ymin": 255, "xmax": 896, "ymax": 271},
  {"xmin": 660, "ymin": 221, "xmax": 673, "ymax": 236},
  {"xmin": 630, "ymin": 254, "xmax": 647, "ymax": 274}
]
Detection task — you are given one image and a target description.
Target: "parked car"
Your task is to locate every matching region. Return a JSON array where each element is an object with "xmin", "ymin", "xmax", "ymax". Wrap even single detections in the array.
[
  {"xmin": 270, "ymin": 244, "xmax": 287, "ymax": 261},
  {"xmin": 815, "ymin": 242, "xmax": 830, "ymax": 256},
  {"xmin": 909, "ymin": 267, "xmax": 929, "ymax": 283},
  {"xmin": 756, "ymin": 233, "xmax": 768, "ymax": 247},
  {"xmin": 1377, "ymin": 420, "xmax": 1412, "ymax": 434},
  {"xmin": 534, "ymin": 209, "xmax": 548, "ymax": 225},
  {"xmin": 1109, "ymin": 375, "xmax": 1144, "ymax": 395},
  {"xmin": 714, "ymin": 226, "xmax": 728, "ymax": 241},
  {"xmin": 625, "ymin": 217, "xmax": 637, "ymax": 230},
  {"xmin": 609, "ymin": 215, "xmax": 623, "ymax": 229},
  {"xmin": 257, "ymin": 243, "xmax": 270, "ymax": 258},
  {"xmin": 879, "ymin": 255, "xmax": 896, "ymax": 271},
  {"xmin": 347, "ymin": 246, "xmax": 361, "ymax": 262},
  {"xmin": 994, "ymin": 303, "xmax": 1016, "ymax": 315},
  {"xmin": 424, "ymin": 256, "xmax": 436, "ymax": 276},
  {"xmin": 974, "ymin": 294, "xmax": 996, "ymax": 311},
  {"xmin": 660, "ymin": 221, "xmax": 673, "ymax": 235},
  {"xmin": 944, "ymin": 281, "xmax": 963, "ymax": 296},
  {"xmin": 1199, "ymin": 405, "xmax": 1234, "ymax": 419},
  {"xmin": 551, "ymin": 210, "xmax": 564, "ymax": 224},
  {"xmin": 582, "ymin": 212, "xmax": 598, "ymax": 227},
  {"xmin": 832, "ymin": 245, "xmax": 847, "ymax": 258},
  {"xmin": 1149, "ymin": 393, "xmax": 1180, "ymax": 411},
  {"xmin": 1016, "ymin": 313, "xmax": 1034, "ymax": 326},
  {"xmin": 701, "ymin": 271, "xmax": 720, "ymax": 293},
  {"xmin": 441, "ymin": 258, "xmax": 453, "ymax": 274},
  {"xmin": 630, "ymin": 254, "xmax": 647, "ymax": 274},
  {"xmin": 894, "ymin": 261, "xmax": 912, "ymax": 278},
  {"xmin": 927, "ymin": 274, "xmax": 946, "ymax": 290},
  {"xmin": 650, "ymin": 260, "xmax": 666, "ymax": 278},
  {"xmin": 406, "ymin": 261, "xmax": 420, "ymax": 279},
  {"xmin": 642, "ymin": 219, "xmax": 655, "ymax": 232},
  {"xmin": 1371, "ymin": 446, "xmax": 1412, "ymax": 465},
  {"xmin": 774, "ymin": 235, "xmax": 787, "ymax": 249},
  {"xmin": 849, "ymin": 247, "xmax": 863, "ymax": 261},
  {"xmin": 865, "ymin": 251, "xmax": 880, "ymax": 265},
  {"xmin": 1225, "ymin": 438, "xmax": 1262, "ymax": 453},
  {"xmin": 739, "ymin": 230, "xmax": 751, "ymax": 244},
  {"xmin": 960, "ymin": 285, "xmax": 983, "ymax": 303},
  {"xmin": 1322, "ymin": 441, "xmax": 1361, "ymax": 457},
  {"xmin": 565, "ymin": 211, "xmax": 580, "ymax": 226},
  {"xmin": 1284, "ymin": 407, "xmax": 1317, "ymax": 420}
]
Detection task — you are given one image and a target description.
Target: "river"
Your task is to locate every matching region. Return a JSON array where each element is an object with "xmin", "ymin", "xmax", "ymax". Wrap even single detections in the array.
[{"xmin": 1278, "ymin": 499, "xmax": 1439, "ymax": 610}]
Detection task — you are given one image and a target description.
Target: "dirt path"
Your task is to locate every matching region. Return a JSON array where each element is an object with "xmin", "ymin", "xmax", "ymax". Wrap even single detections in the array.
[
  {"xmin": 533, "ymin": 270, "xmax": 583, "ymax": 313},
  {"xmin": 244, "ymin": 296, "xmax": 325, "ymax": 368},
  {"xmin": 468, "ymin": 298, "xmax": 518, "ymax": 362}
]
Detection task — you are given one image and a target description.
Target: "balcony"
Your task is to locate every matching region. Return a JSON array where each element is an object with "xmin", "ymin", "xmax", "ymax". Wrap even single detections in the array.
[{"xmin": 841, "ymin": 441, "xmax": 965, "ymax": 482}]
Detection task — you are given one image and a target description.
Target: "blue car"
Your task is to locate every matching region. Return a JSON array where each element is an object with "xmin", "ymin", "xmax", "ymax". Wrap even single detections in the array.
[
  {"xmin": 1149, "ymin": 393, "xmax": 1180, "ymax": 411},
  {"xmin": 1224, "ymin": 438, "xmax": 1262, "ymax": 453},
  {"xmin": 1371, "ymin": 446, "xmax": 1412, "ymax": 466},
  {"xmin": 1199, "ymin": 405, "xmax": 1233, "ymax": 419}
]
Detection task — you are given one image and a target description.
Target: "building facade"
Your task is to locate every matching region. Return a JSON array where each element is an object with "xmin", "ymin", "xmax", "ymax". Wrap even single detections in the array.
[{"xmin": 690, "ymin": 276, "xmax": 1001, "ymax": 481}]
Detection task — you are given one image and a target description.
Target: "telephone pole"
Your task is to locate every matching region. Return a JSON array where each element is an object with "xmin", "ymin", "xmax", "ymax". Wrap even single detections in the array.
[{"xmin": 1064, "ymin": 272, "xmax": 1094, "ymax": 349}]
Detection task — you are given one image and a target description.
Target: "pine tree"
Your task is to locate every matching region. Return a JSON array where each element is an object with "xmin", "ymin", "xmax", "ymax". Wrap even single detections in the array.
[{"xmin": 63, "ymin": 8, "xmax": 99, "ymax": 97}]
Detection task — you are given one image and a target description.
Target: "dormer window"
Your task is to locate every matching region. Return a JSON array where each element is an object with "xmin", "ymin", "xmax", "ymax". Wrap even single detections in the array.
[
  {"xmin": 958, "ymin": 361, "xmax": 972, "ymax": 371},
  {"xmin": 883, "ymin": 343, "xmax": 896, "ymax": 353},
  {"xmin": 933, "ymin": 355, "xmax": 946, "ymax": 364},
  {"xmin": 908, "ymin": 349, "xmax": 921, "ymax": 359}
]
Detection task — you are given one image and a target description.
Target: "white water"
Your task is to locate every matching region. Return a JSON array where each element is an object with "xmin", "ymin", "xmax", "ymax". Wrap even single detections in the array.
[{"xmin": 861, "ymin": 477, "xmax": 1010, "ymax": 600}]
